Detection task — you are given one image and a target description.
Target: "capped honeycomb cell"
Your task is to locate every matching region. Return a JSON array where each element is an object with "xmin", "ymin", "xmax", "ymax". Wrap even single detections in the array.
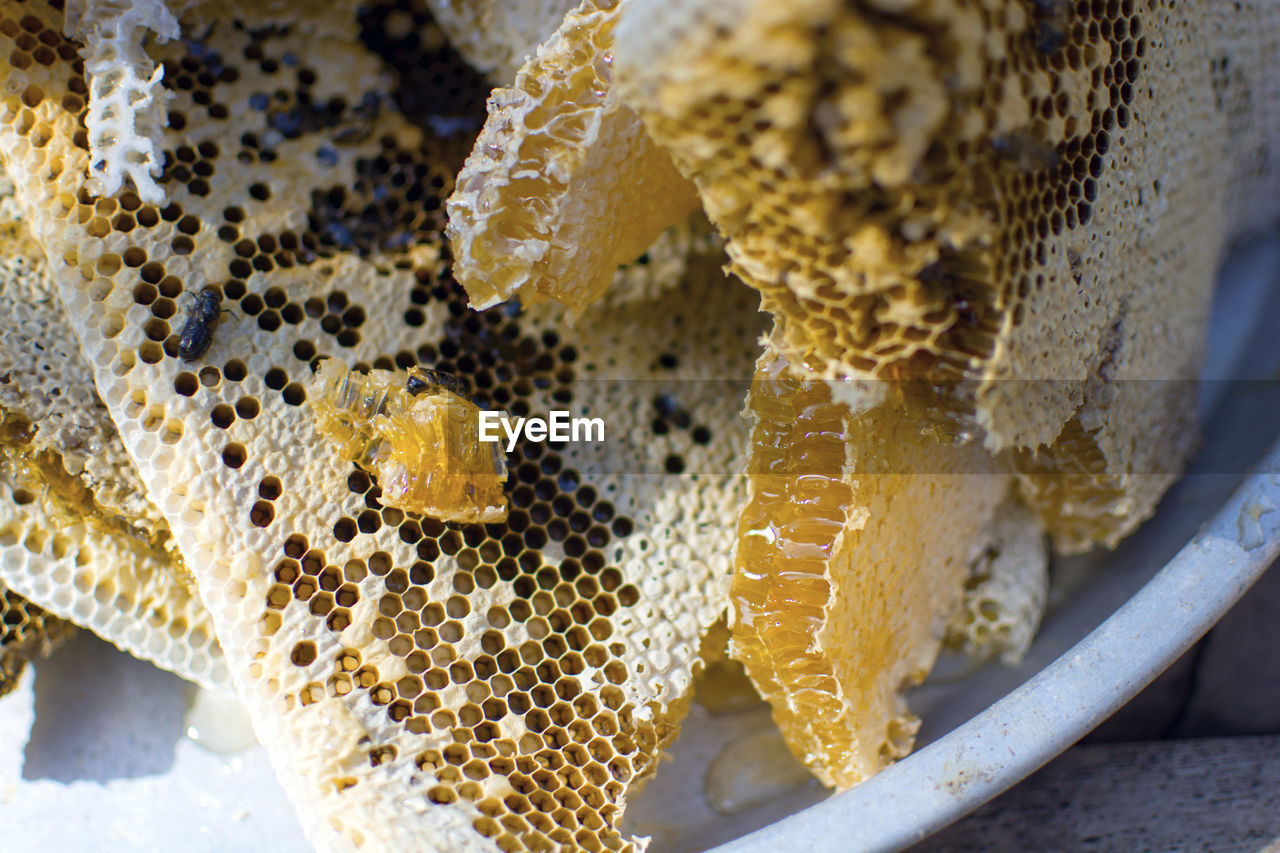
[
  {"xmin": 616, "ymin": 0, "xmax": 1280, "ymax": 550},
  {"xmin": 0, "ymin": 3, "xmax": 765, "ymax": 850}
]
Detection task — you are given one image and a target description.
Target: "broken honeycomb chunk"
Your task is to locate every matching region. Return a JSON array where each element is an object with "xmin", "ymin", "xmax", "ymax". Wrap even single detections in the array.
[
  {"xmin": 1012, "ymin": 371, "xmax": 1199, "ymax": 553},
  {"xmin": 945, "ymin": 496, "xmax": 1048, "ymax": 666},
  {"xmin": 0, "ymin": 584, "xmax": 73, "ymax": 697},
  {"xmin": 616, "ymin": 0, "xmax": 1280, "ymax": 551},
  {"xmin": 731, "ymin": 342, "xmax": 1014, "ymax": 789},
  {"xmin": 63, "ymin": 0, "xmax": 180, "ymax": 204},
  {"xmin": 312, "ymin": 359, "xmax": 508, "ymax": 524},
  {"xmin": 446, "ymin": 0, "xmax": 699, "ymax": 314}
]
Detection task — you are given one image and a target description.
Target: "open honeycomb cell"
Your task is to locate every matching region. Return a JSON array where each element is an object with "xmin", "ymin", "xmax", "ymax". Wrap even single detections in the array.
[
  {"xmin": 616, "ymin": 0, "xmax": 1280, "ymax": 551},
  {"xmin": 0, "ymin": 2, "xmax": 764, "ymax": 850}
]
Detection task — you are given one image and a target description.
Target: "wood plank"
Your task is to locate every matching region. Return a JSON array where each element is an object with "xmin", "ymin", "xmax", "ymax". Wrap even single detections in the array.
[{"xmin": 918, "ymin": 736, "xmax": 1280, "ymax": 851}]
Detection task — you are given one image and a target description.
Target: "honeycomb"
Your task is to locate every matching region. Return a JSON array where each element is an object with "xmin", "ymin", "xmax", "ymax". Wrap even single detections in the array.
[
  {"xmin": 731, "ymin": 342, "xmax": 1016, "ymax": 789},
  {"xmin": 615, "ymin": 0, "xmax": 1280, "ymax": 548},
  {"xmin": 0, "ymin": 3, "xmax": 765, "ymax": 850},
  {"xmin": 446, "ymin": 0, "xmax": 700, "ymax": 314},
  {"xmin": 64, "ymin": 0, "xmax": 180, "ymax": 204},
  {"xmin": 0, "ymin": 583, "xmax": 73, "ymax": 697},
  {"xmin": 423, "ymin": 0, "xmax": 577, "ymax": 82},
  {"xmin": 945, "ymin": 496, "xmax": 1048, "ymax": 666},
  {"xmin": 311, "ymin": 359, "xmax": 508, "ymax": 524},
  {"xmin": 0, "ymin": 185, "xmax": 224, "ymax": 687}
]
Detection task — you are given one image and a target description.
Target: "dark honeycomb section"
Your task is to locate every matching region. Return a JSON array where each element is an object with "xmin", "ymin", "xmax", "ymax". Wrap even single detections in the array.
[
  {"xmin": 1, "ymin": 586, "xmax": 73, "ymax": 697},
  {"xmin": 304, "ymin": 139, "xmax": 457, "ymax": 260},
  {"xmin": 887, "ymin": 0, "xmax": 1147, "ymax": 393},
  {"xmin": 268, "ymin": 269, "xmax": 649, "ymax": 850},
  {"xmin": 356, "ymin": 0, "xmax": 489, "ymax": 141}
]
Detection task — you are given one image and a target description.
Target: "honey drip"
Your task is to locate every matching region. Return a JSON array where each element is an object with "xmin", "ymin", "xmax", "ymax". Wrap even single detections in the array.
[{"xmin": 703, "ymin": 726, "xmax": 817, "ymax": 816}]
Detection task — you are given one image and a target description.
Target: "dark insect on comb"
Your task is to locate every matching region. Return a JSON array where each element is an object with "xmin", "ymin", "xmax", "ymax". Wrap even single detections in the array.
[
  {"xmin": 178, "ymin": 289, "xmax": 223, "ymax": 361},
  {"xmin": 406, "ymin": 366, "xmax": 468, "ymax": 398}
]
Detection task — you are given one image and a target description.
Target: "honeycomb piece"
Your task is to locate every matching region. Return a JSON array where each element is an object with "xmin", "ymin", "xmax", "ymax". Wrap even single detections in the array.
[
  {"xmin": 944, "ymin": 496, "xmax": 1048, "ymax": 666},
  {"xmin": 616, "ymin": 0, "xmax": 1280, "ymax": 549},
  {"xmin": 0, "ymin": 5, "xmax": 765, "ymax": 849},
  {"xmin": 0, "ymin": 461, "xmax": 227, "ymax": 689},
  {"xmin": 0, "ymin": 193, "xmax": 224, "ymax": 688},
  {"xmin": 63, "ymin": 0, "xmax": 181, "ymax": 204},
  {"xmin": 0, "ymin": 211, "xmax": 164, "ymax": 540},
  {"xmin": 311, "ymin": 359, "xmax": 508, "ymax": 524},
  {"xmin": 1009, "ymin": 366, "xmax": 1200, "ymax": 553},
  {"xmin": 691, "ymin": 617, "xmax": 760, "ymax": 716},
  {"xmin": 422, "ymin": 0, "xmax": 578, "ymax": 82},
  {"xmin": 446, "ymin": 0, "xmax": 700, "ymax": 314},
  {"xmin": 0, "ymin": 584, "xmax": 73, "ymax": 697},
  {"xmin": 731, "ymin": 342, "xmax": 1013, "ymax": 789}
]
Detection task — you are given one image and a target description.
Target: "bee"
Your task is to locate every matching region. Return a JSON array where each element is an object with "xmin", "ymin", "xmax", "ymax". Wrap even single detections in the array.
[
  {"xmin": 406, "ymin": 366, "xmax": 467, "ymax": 398},
  {"xmin": 1032, "ymin": 0, "xmax": 1071, "ymax": 54},
  {"xmin": 333, "ymin": 91, "xmax": 382, "ymax": 147},
  {"xmin": 178, "ymin": 289, "xmax": 223, "ymax": 361}
]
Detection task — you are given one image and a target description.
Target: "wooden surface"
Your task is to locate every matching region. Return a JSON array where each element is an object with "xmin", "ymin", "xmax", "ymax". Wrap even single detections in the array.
[
  {"xmin": 920, "ymin": 736, "xmax": 1280, "ymax": 852},
  {"xmin": 916, "ymin": 554, "xmax": 1280, "ymax": 852}
]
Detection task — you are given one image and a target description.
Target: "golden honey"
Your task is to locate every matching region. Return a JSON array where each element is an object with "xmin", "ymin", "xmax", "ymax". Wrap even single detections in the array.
[{"xmin": 312, "ymin": 359, "xmax": 508, "ymax": 524}]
